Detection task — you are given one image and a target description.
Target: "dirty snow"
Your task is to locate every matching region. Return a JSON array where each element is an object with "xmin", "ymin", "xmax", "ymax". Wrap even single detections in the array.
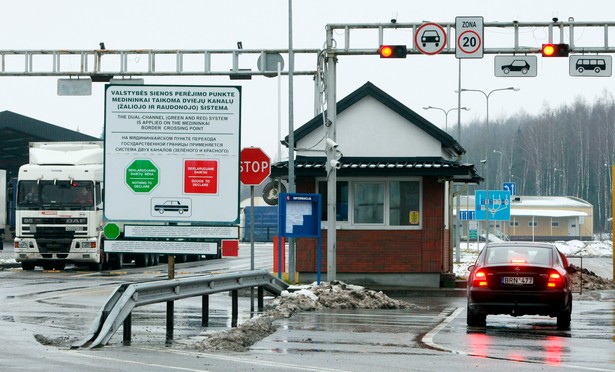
[{"xmin": 187, "ymin": 281, "xmax": 417, "ymax": 352}]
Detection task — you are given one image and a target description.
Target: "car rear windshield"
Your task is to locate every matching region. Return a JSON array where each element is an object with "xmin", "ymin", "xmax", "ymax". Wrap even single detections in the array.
[{"xmin": 486, "ymin": 246, "xmax": 552, "ymax": 266}]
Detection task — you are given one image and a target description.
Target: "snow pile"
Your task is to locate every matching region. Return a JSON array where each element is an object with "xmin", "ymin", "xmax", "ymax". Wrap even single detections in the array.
[
  {"xmin": 190, "ymin": 281, "xmax": 415, "ymax": 352},
  {"xmin": 555, "ymin": 240, "xmax": 612, "ymax": 257},
  {"xmin": 571, "ymin": 265, "xmax": 615, "ymax": 290}
]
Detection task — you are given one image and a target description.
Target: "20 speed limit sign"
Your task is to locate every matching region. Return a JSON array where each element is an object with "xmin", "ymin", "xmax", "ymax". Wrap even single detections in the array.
[{"xmin": 455, "ymin": 16, "xmax": 484, "ymax": 59}]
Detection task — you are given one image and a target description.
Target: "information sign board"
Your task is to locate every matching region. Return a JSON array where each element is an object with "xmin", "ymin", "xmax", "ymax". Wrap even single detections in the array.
[
  {"xmin": 104, "ymin": 84, "xmax": 241, "ymax": 223},
  {"xmin": 475, "ymin": 190, "xmax": 511, "ymax": 221},
  {"xmin": 278, "ymin": 193, "xmax": 321, "ymax": 238}
]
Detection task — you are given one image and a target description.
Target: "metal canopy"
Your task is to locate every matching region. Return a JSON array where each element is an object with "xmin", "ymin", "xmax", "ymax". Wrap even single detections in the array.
[{"xmin": 0, "ymin": 111, "xmax": 98, "ymax": 178}]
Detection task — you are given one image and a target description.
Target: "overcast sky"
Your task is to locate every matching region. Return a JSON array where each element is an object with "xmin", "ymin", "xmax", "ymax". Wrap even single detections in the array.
[{"xmin": 1, "ymin": 0, "xmax": 614, "ymax": 159}]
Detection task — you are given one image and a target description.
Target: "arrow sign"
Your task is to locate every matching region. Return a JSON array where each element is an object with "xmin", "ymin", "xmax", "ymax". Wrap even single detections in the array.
[{"xmin": 475, "ymin": 190, "xmax": 511, "ymax": 221}]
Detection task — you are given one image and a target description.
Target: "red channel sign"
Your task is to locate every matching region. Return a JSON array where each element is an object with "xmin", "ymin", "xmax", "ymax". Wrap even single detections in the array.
[
  {"xmin": 184, "ymin": 159, "xmax": 218, "ymax": 194},
  {"xmin": 240, "ymin": 147, "xmax": 271, "ymax": 186}
]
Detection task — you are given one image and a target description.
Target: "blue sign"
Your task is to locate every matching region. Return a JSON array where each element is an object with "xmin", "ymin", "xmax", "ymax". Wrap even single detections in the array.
[
  {"xmin": 459, "ymin": 210, "xmax": 475, "ymax": 220},
  {"xmin": 503, "ymin": 182, "xmax": 516, "ymax": 196},
  {"xmin": 475, "ymin": 190, "xmax": 511, "ymax": 221},
  {"xmin": 278, "ymin": 193, "xmax": 322, "ymax": 282},
  {"xmin": 279, "ymin": 193, "xmax": 321, "ymax": 238}
]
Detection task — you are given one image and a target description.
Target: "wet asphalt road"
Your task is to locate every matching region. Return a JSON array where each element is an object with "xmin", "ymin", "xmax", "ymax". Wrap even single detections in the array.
[{"xmin": 1, "ymin": 241, "xmax": 614, "ymax": 371}]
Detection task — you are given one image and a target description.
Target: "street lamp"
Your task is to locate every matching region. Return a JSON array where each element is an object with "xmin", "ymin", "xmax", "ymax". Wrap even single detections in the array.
[
  {"xmin": 456, "ymin": 87, "xmax": 520, "ymax": 126},
  {"xmin": 422, "ymin": 106, "xmax": 470, "ymax": 132},
  {"xmin": 480, "ymin": 159, "xmax": 490, "ymax": 243}
]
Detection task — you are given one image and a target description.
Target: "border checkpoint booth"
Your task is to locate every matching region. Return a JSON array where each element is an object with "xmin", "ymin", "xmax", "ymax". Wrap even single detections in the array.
[{"xmin": 270, "ymin": 82, "xmax": 482, "ymax": 288}]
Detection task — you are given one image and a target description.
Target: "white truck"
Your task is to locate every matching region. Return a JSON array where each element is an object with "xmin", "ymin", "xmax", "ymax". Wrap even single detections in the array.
[
  {"xmin": 13, "ymin": 142, "xmax": 121, "ymax": 270},
  {"xmin": 14, "ymin": 141, "xmax": 231, "ymax": 271}
]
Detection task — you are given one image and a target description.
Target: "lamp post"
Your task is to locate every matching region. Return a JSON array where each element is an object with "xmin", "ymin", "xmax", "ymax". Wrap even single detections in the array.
[
  {"xmin": 481, "ymin": 159, "xmax": 490, "ymax": 244},
  {"xmin": 422, "ymin": 106, "xmax": 470, "ymax": 132},
  {"xmin": 457, "ymin": 87, "xmax": 520, "ymax": 126}
]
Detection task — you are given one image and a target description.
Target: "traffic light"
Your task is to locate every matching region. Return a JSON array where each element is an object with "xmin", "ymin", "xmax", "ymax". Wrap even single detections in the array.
[
  {"xmin": 541, "ymin": 43, "xmax": 570, "ymax": 57},
  {"xmin": 379, "ymin": 45, "xmax": 407, "ymax": 58}
]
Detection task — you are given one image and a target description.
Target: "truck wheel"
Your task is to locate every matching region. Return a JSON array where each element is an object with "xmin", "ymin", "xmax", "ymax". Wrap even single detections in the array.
[
  {"xmin": 175, "ymin": 254, "xmax": 187, "ymax": 263},
  {"xmin": 135, "ymin": 254, "xmax": 149, "ymax": 267},
  {"xmin": 21, "ymin": 262, "xmax": 35, "ymax": 271},
  {"xmin": 151, "ymin": 254, "xmax": 159, "ymax": 266},
  {"xmin": 109, "ymin": 253, "xmax": 124, "ymax": 270},
  {"xmin": 89, "ymin": 262, "xmax": 103, "ymax": 271}
]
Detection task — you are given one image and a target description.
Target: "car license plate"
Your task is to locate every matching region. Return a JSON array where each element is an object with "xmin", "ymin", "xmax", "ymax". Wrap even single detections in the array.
[{"xmin": 502, "ymin": 276, "xmax": 533, "ymax": 285}]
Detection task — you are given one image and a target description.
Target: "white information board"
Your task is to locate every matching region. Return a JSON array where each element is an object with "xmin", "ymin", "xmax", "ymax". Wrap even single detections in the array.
[
  {"xmin": 104, "ymin": 84, "xmax": 241, "ymax": 223},
  {"xmin": 569, "ymin": 55, "xmax": 612, "ymax": 77},
  {"xmin": 494, "ymin": 56, "xmax": 538, "ymax": 77}
]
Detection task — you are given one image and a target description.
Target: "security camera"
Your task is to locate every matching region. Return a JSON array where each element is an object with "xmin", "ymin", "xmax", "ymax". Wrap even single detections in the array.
[
  {"xmin": 326, "ymin": 138, "xmax": 338, "ymax": 150},
  {"xmin": 329, "ymin": 159, "xmax": 342, "ymax": 170}
]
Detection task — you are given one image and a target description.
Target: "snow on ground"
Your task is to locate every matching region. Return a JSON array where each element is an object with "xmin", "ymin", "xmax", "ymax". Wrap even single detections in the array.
[{"xmin": 186, "ymin": 281, "xmax": 418, "ymax": 352}]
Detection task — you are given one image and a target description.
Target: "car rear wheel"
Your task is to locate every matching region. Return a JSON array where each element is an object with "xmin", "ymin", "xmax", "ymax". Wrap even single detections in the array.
[
  {"xmin": 21, "ymin": 262, "xmax": 35, "ymax": 271},
  {"xmin": 556, "ymin": 302, "xmax": 572, "ymax": 330},
  {"xmin": 467, "ymin": 306, "xmax": 486, "ymax": 327}
]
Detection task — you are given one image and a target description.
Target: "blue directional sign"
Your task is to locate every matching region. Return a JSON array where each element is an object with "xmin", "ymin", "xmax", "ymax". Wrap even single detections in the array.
[
  {"xmin": 503, "ymin": 182, "xmax": 516, "ymax": 196},
  {"xmin": 475, "ymin": 190, "xmax": 511, "ymax": 221},
  {"xmin": 459, "ymin": 210, "xmax": 475, "ymax": 220}
]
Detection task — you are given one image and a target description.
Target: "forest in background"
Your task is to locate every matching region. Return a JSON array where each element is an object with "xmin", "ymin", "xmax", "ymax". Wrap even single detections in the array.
[
  {"xmin": 459, "ymin": 91, "xmax": 614, "ymax": 232},
  {"xmin": 241, "ymin": 92, "xmax": 614, "ymax": 232}
]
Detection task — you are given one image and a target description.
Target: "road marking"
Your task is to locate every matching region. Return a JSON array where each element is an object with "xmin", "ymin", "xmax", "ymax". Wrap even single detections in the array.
[
  {"xmin": 421, "ymin": 307, "xmax": 613, "ymax": 371},
  {"xmin": 72, "ymin": 346, "xmax": 350, "ymax": 371},
  {"xmin": 421, "ymin": 307, "xmax": 464, "ymax": 352}
]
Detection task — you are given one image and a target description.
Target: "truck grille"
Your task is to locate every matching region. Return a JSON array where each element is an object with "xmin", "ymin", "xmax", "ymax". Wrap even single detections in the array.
[{"xmin": 35, "ymin": 227, "xmax": 75, "ymax": 253}]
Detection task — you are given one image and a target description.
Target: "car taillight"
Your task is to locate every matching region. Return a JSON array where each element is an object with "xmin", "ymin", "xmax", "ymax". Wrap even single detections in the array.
[
  {"xmin": 547, "ymin": 272, "xmax": 562, "ymax": 288},
  {"xmin": 473, "ymin": 270, "xmax": 488, "ymax": 287}
]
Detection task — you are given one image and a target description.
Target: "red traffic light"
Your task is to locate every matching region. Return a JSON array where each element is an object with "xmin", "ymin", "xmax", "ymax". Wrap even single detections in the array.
[
  {"xmin": 379, "ymin": 45, "xmax": 407, "ymax": 58},
  {"xmin": 542, "ymin": 43, "xmax": 570, "ymax": 57}
]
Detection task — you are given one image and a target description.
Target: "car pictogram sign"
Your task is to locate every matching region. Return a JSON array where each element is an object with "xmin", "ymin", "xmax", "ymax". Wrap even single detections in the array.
[{"xmin": 414, "ymin": 22, "xmax": 447, "ymax": 55}]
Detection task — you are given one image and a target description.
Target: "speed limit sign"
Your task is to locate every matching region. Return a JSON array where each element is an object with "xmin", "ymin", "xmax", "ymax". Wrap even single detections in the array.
[{"xmin": 455, "ymin": 16, "xmax": 484, "ymax": 59}]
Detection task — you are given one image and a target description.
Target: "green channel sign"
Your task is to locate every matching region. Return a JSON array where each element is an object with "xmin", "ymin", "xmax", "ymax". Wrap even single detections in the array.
[{"xmin": 126, "ymin": 159, "xmax": 159, "ymax": 193}]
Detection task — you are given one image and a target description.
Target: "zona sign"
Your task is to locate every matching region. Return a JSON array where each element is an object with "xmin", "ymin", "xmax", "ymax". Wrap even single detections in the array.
[{"xmin": 240, "ymin": 147, "xmax": 271, "ymax": 186}]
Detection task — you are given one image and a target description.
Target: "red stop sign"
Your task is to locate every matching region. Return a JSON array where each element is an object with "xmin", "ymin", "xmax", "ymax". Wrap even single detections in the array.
[{"xmin": 240, "ymin": 147, "xmax": 271, "ymax": 185}]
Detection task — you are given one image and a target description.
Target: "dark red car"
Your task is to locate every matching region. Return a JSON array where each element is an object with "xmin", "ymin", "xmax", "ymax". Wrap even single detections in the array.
[{"xmin": 467, "ymin": 242, "xmax": 574, "ymax": 329}]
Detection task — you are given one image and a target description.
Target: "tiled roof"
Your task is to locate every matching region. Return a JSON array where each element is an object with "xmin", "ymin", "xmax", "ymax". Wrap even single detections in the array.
[{"xmin": 271, "ymin": 156, "xmax": 482, "ymax": 182}]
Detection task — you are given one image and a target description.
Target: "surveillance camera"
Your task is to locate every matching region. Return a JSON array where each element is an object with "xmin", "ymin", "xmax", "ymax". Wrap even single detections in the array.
[
  {"xmin": 325, "ymin": 138, "xmax": 338, "ymax": 150},
  {"xmin": 329, "ymin": 159, "xmax": 342, "ymax": 170}
]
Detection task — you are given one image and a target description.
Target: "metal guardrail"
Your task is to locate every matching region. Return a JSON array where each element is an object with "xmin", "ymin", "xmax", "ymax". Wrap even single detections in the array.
[{"xmin": 74, "ymin": 270, "xmax": 288, "ymax": 349}]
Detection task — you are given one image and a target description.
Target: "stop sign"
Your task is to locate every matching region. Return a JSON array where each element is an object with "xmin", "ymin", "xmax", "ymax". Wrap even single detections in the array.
[{"xmin": 240, "ymin": 147, "xmax": 271, "ymax": 185}]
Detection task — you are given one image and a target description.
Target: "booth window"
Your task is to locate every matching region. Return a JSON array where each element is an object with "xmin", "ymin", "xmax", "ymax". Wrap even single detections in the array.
[
  {"xmin": 318, "ymin": 181, "xmax": 349, "ymax": 222},
  {"xmin": 318, "ymin": 179, "xmax": 421, "ymax": 227},
  {"xmin": 354, "ymin": 182, "xmax": 384, "ymax": 224}
]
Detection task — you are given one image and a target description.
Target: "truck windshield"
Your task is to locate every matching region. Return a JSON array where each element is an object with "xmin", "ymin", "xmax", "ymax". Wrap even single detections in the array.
[{"xmin": 17, "ymin": 180, "xmax": 95, "ymax": 210}]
